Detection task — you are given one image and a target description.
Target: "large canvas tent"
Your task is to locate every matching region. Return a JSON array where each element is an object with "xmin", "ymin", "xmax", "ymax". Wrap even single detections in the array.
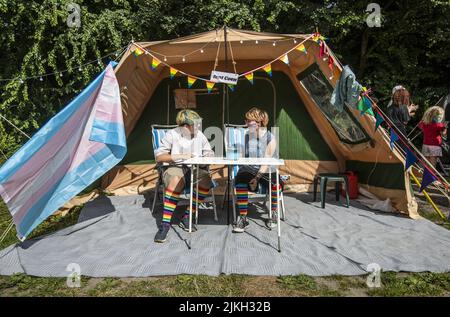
[{"xmin": 100, "ymin": 28, "xmax": 418, "ymax": 217}]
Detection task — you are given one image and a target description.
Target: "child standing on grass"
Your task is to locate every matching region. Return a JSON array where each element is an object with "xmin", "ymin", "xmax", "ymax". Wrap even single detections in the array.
[{"xmin": 419, "ymin": 106, "xmax": 447, "ymax": 167}]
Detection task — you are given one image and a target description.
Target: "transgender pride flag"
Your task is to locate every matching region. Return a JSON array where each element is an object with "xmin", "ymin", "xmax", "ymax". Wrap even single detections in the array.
[{"xmin": 0, "ymin": 62, "xmax": 127, "ymax": 240}]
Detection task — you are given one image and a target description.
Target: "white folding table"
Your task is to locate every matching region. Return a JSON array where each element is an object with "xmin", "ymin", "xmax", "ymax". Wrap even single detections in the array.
[{"xmin": 183, "ymin": 157, "xmax": 285, "ymax": 252}]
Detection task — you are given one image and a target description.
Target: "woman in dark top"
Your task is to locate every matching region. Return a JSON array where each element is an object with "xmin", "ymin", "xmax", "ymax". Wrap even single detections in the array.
[{"xmin": 386, "ymin": 88, "xmax": 411, "ymax": 138}]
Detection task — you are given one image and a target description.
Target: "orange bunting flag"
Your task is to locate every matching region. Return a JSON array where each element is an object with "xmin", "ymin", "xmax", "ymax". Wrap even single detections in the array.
[
  {"xmin": 206, "ymin": 81, "xmax": 215, "ymax": 93},
  {"xmin": 151, "ymin": 57, "xmax": 161, "ymax": 70},
  {"xmin": 170, "ymin": 67, "xmax": 178, "ymax": 79},
  {"xmin": 263, "ymin": 64, "xmax": 272, "ymax": 77},
  {"xmin": 245, "ymin": 73, "xmax": 254, "ymax": 84},
  {"xmin": 187, "ymin": 76, "xmax": 197, "ymax": 88},
  {"xmin": 296, "ymin": 44, "xmax": 307, "ymax": 54},
  {"xmin": 132, "ymin": 48, "xmax": 144, "ymax": 57},
  {"xmin": 280, "ymin": 54, "xmax": 289, "ymax": 65}
]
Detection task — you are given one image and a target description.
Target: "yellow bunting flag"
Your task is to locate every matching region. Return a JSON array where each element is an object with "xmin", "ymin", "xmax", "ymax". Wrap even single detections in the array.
[
  {"xmin": 244, "ymin": 72, "xmax": 254, "ymax": 84},
  {"xmin": 263, "ymin": 64, "xmax": 272, "ymax": 77},
  {"xmin": 187, "ymin": 76, "xmax": 197, "ymax": 88},
  {"xmin": 296, "ymin": 44, "xmax": 307, "ymax": 54},
  {"xmin": 170, "ymin": 67, "xmax": 178, "ymax": 79},
  {"xmin": 132, "ymin": 48, "xmax": 144, "ymax": 57},
  {"xmin": 206, "ymin": 81, "xmax": 215, "ymax": 93},
  {"xmin": 280, "ymin": 54, "xmax": 289, "ymax": 65},
  {"xmin": 151, "ymin": 57, "xmax": 161, "ymax": 70}
]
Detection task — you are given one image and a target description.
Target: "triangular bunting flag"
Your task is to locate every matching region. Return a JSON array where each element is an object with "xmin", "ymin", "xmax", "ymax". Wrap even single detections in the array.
[
  {"xmin": 420, "ymin": 168, "xmax": 437, "ymax": 192},
  {"xmin": 404, "ymin": 148, "xmax": 418, "ymax": 171},
  {"xmin": 227, "ymin": 84, "xmax": 236, "ymax": 91},
  {"xmin": 296, "ymin": 44, "xmax": 307, "ymax": 54},
  {"xmin": 328, "ymin": 55, "xmax": 334, "ymax": 71},
  {"xmin": 375, "ymin": 112, "xmax": 384, "ymax": 131},
  {"xmin": 319, "ymin": 41, "xmax": 325, "ymax": 58},
  {"xmin": 390, "ymin": 129, "xmax": 399, "ymax": 150},
  {"xmin": 263, "ymin": 64, "xmax": 272, "ymax": 77},
  {"xmin": 170, "ymin": 67, "xmax": 178, "ymax": 79},
  {"xmin": 151, "ymin": 57, "xmax": 161, "ymax": 70},
  {"xmin": 206, "ymin": 81, "xmax": 215, "ymax": 93},
  {"xmin": 280, "ymin": 54, "xmax": 289, "ymax": 65},
  {"xmin": 132, "ymin": 48, "xmax": 144, "ymax": 57},
  {"xmin": 245, "ymin": 73, "xmax": 254, "ymax": 84},
  {"xmin": 363, "ymin": 96, "xmax": 375, "ymax": 116},
  {"xmin": 187, "ymin": 76, "xmax": 196, "ymax": 88}
]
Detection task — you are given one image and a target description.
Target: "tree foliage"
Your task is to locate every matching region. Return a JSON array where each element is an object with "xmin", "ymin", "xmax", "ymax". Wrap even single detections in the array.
[{"xmin": 1, "ymin": 0, "xmax": 449, "ymax": 162}]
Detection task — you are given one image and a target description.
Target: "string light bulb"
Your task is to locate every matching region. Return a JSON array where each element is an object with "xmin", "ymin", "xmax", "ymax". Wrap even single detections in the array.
[
  {"xmin": 294, "ymin": 39, "xmax": 297, "ymax": 44},
  {"xmin": 200, "ymin": 49, "xmax": 204, "ymax": 53},
  {"xmin": 182, "ymin": 56, "xmax": 186, "ymax": 62},
  {"xmin": 78, "ymin": 66, "xmax": 82, "ymax": 71},
  {"xmin": 273, "ymin": 42, "xmax": 276, "ymax": 46},
  {"xmin": 255, "ymin": 40, "xmax": 259, "ymax": 44},
  {"xmin": 39, "ymin": 76, "xmax": 43, "ymax": 81},
  {"xmin": 240, "ymin": 40, "xmax": 243, "ymax": 44},
  {"xmin": 164, "ymin": 56, "xmax": 167, "ymax": 62},
  {"xmin": 59, "ymin": 72, "xmax": 63, "ymax": 77}
]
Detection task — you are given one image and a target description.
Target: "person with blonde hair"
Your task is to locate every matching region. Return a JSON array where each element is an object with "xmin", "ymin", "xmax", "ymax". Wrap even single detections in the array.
[
  {"xmin": 232, "ymin": 107, "xmax": 283, "ymax": 232},
  {"xmin": 419, "ymin": 106, "xmax": 447, "ymax": 167},
  {"xmin": 153, "ymin": 109, "xmax": 213, "ymax": 243}
]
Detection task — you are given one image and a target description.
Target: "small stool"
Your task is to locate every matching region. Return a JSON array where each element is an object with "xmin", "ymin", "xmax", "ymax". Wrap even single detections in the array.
[{"xmin": 313, "ymin": 173, "xmax": 350, "ymax": 208}]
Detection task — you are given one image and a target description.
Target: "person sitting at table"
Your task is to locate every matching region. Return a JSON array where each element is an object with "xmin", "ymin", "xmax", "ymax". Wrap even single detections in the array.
[
  {"xmin": 153, "ymin": 109, "xmax": 214, "ymax": 243},
  {"xmin": 233, "ymin": 107, "xmax": 283, "ymax": 233}
]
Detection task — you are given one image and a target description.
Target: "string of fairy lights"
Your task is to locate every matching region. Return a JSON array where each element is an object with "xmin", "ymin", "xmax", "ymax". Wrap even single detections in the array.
[{"xmin": 0, "ymin": 44, "xmax": 131, "ymax": 84}]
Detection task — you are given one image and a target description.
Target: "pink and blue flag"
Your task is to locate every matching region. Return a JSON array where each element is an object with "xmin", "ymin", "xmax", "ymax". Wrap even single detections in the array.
[{"xmin": 0, "ymin": 62, "xmax": 127, "ymax": 240}]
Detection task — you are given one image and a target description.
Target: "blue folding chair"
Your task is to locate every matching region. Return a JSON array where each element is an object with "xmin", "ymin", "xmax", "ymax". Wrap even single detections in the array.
[
  {"xmin": 223, "ymin": 124, "xmax": 287, "ymax": 223},
  {"xmin": 151, "ymin": 124, "xmax": 218, "ymax": 223}
]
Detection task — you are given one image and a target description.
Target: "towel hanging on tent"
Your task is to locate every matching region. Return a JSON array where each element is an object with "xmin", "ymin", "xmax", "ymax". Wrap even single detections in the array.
[{"xmin": 330, "ymin": 65, "xmax": 362, "ymax": 112}]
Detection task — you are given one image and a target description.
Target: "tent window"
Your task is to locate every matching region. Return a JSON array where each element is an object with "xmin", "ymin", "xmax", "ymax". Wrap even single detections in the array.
[{"xmin": 297, "ymin": 65, "xmax": 370, "ymax": 144}]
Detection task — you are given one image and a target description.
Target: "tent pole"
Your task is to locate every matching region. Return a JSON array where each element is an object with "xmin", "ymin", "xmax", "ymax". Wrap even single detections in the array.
[{"xmin": 224, "ymin": 24, "xmax": 229, "ymax": 124}]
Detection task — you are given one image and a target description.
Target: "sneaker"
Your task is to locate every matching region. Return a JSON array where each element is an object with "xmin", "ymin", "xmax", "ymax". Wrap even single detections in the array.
[
  {"xmin": 232, "ymin": 216, "xmax": 250, "ymax": 233},
  {"xmin": 179, "ymin": 216, "xmax": 197, "ymax": 232},
  {"xmin": 266, "ymin": 211, "xmax": 278, "ymax": 229},
  {"xmin": 154, "ymin": 223, "xmax": 171, "ymax": 243}
]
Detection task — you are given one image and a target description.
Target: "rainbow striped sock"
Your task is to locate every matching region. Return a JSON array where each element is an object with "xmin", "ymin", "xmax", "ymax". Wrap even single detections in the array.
[
  {"xmin": 162, "ymin": 189, "xmax": 181, "ymax": 224},
  {"xmin": 271, "ymin": 184, "xmax": 282, "ymax": 212},
  {"xmin": 184, "ymin": 186, "xmax": 210, "ymax": 218},
  {"xmin": 235, "ymin": 183, "xmax": 248, "ymax": 217}
]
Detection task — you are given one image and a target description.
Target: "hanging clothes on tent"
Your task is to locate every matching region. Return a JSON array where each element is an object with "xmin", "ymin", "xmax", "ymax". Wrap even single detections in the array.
[
  {"xmin": 0, "ymin": 62, "xmax": 127, "ymax": 240},
  {"xmin": 330, "ymin": 65, "xmax": 362, "ymax": 112}
]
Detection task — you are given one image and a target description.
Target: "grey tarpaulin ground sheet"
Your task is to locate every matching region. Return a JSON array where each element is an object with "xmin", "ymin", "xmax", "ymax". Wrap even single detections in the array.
[{"xmin": 1, "ymin": 193, "xmax": 449, "ymax": 277}]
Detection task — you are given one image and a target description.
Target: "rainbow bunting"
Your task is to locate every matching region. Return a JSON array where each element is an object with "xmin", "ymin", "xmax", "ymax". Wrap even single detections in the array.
[
  {"xmin": 170, "ymin": 67, "xmax": 178, "ymax": 79},
  {"xmin": 187, "ymin": 76, "xmax": 197, "ymax": 88},
  {"xmin": 206, "ymin": 81, "xmax": 215, "ymax": 93},
  {"xmin": 151, "ymin": 57, "xmax": 161, "ymax": 70},
  {"xmin": 280, "ymin": 54, "xmax": 289, "ymax": 65},
  {"xmin": 132, "ymin": 48, "xmax": 144, "ymax": 57},
  {"xmin": 263, "ymin": 64, "xmax": 272, "ymax": 77},
  {"xmin": 296, "ymin": 44, "xmax": 307, "ymax": 54},
  {"xmin": 245, "ymin": 73, "xmax": 254, "ymax": 84},
  {"xmin": 227, "ymin": 84, "xmax": 236, "ymax": 92}
]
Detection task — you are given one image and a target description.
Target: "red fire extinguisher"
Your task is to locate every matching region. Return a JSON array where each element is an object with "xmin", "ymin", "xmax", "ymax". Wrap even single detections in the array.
[{"xmin": 342, "ymin": 171, "xmax": 359, "ymax": 199}]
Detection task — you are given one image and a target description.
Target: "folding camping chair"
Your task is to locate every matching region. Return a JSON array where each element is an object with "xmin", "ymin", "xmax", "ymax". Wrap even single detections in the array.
[
  {"xmin": 223, "ymin": 124, "xmax": 287, "ymax": 224},
  {"xmin": 151, "ymin": 124, "xmax": 218, "ymax": 223}
]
